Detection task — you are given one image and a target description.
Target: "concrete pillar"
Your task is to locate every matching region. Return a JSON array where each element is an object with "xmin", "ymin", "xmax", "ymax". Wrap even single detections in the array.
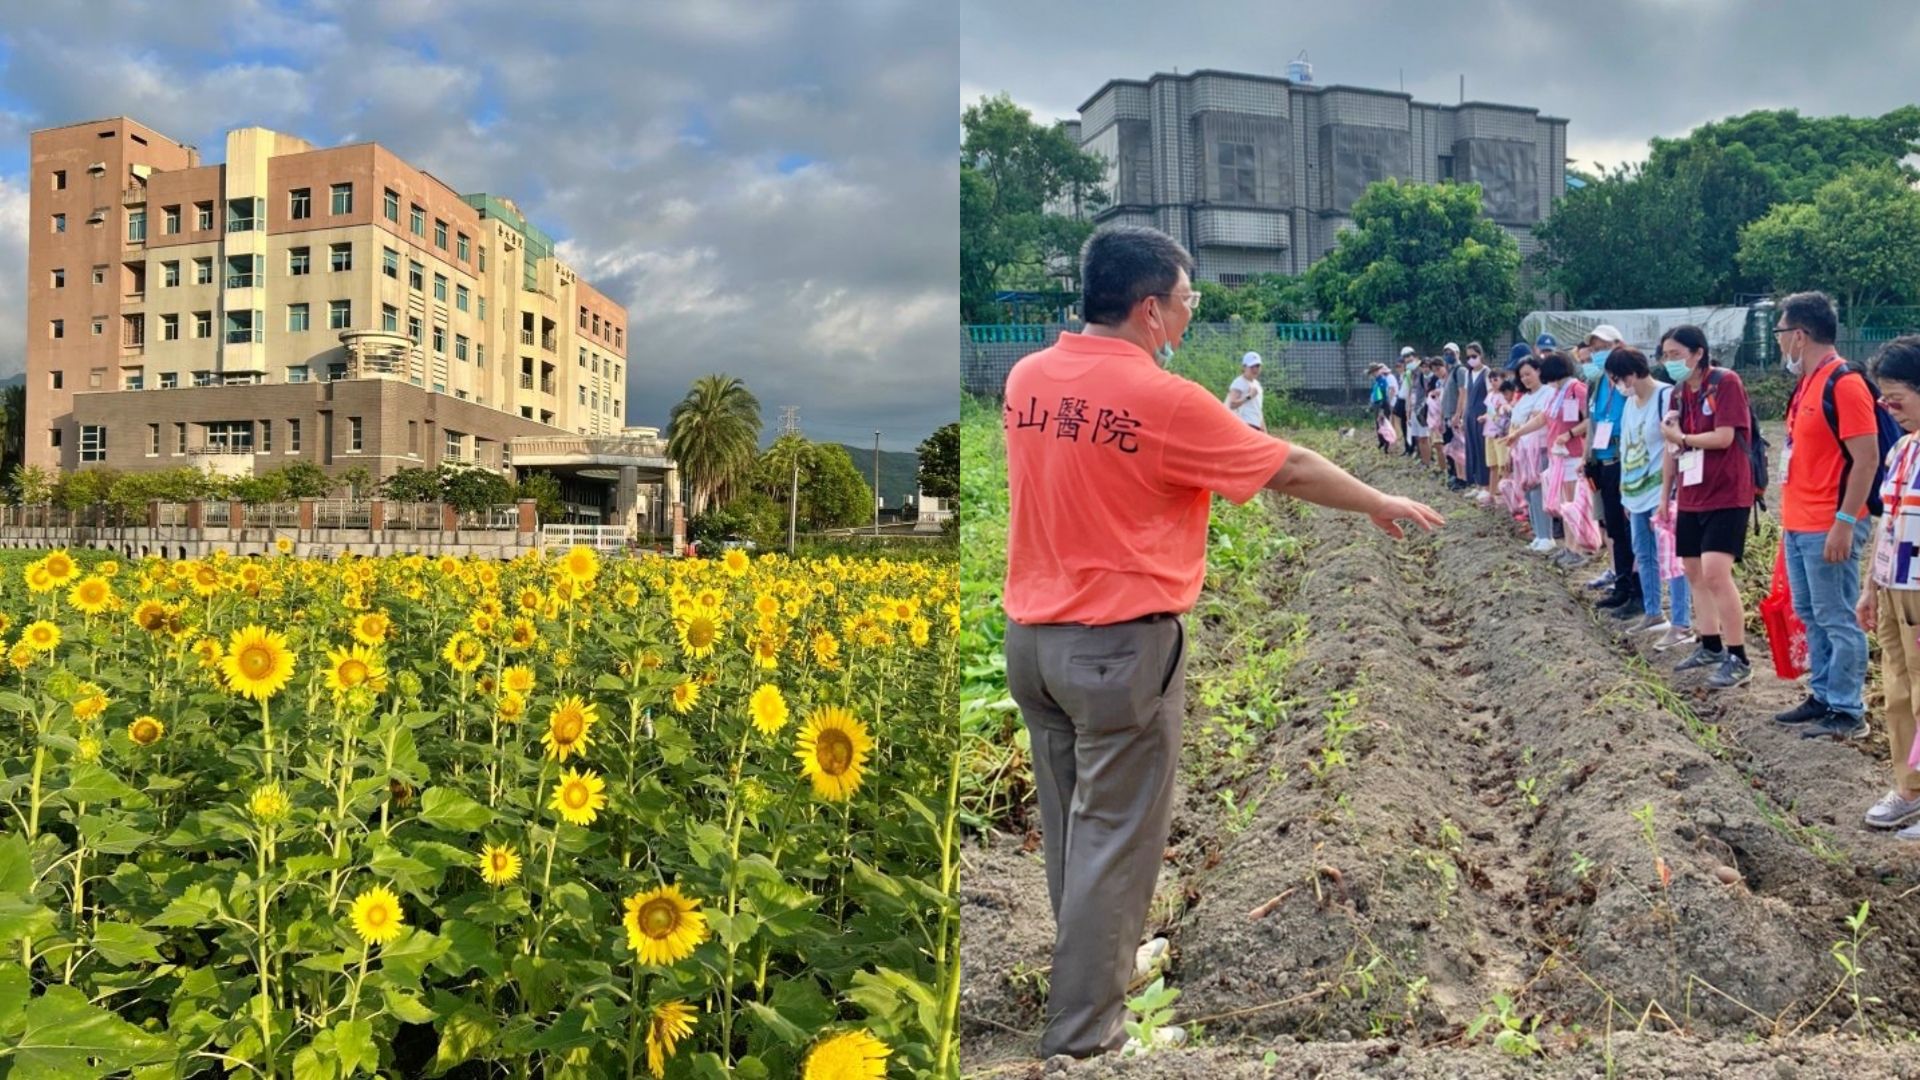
[
  {"xmin": 369, "ymin": 499, "xmax": 386, "ymax": 531},
  {"xmin": 517, "ymin": 498, "xmax": 537, "ymax": 534},
  {"xmin": 147, "ymin": 500, "xmax": 160, "ymax": 529},
  {"xmin": 228, "ymin": 503, "xmax": 244, "ymax": 531},
  {"xmin": 441, "ymin": 504, "xmax": 459, "ymax": 532},
  {"xmin": 672, "ymin": 500, "xmax": 686, "ymax": 556},
  {"xmin": 186, "ymin": 500, "xmax": 204, "ymax": 531},
  {"xmin": 615, "ymin": 465, "xmax": 638, "ymax": 533},
  {"xmin": 297, "ymin": 498, "xmax": 315, "ymax": 531}
]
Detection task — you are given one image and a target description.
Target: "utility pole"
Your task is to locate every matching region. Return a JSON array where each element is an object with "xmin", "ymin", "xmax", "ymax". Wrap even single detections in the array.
[
  {"xmin": 873, "ymin": 431, "xmax": 881, "ymax": 537},
  {"xmin": 781, "ymin": 407, "xmax": 800, "ymax": 554}
]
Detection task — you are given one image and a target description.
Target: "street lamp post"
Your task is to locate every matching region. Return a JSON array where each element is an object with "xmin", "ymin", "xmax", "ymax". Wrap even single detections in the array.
[{"xmin": 873, "ymin": 431, "xmax": 881, "ymax": 537}]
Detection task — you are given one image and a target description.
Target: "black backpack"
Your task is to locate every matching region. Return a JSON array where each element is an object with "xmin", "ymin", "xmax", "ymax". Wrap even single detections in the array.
[{"xmin": 1818, "ymin": 363, "xmax": 1904, "ymax": 518}]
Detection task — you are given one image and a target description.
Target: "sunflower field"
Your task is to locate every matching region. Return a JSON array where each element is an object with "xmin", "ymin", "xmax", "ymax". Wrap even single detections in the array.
[{"xmin": 0, "ymin": 544, "xmax": 960, "ymax": 1079}]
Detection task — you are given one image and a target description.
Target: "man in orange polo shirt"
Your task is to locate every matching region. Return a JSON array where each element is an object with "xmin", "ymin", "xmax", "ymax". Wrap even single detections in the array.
[
  {"xmin": 1002, "ymin": 224, "xmax": 1444, "ymax": 1060},
  {"xmin": 1775, "ymin": 291, "xmax": 1881, "ymax": 739}
]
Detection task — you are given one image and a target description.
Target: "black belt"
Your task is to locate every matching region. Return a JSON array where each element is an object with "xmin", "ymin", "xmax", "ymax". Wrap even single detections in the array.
[{"xmin": 1019, "ymin": 611, "xmax": 1180, "ymax": 629}]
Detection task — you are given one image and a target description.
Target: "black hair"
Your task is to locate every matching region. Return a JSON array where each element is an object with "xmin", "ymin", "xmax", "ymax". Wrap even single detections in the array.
[
  {"xmin": 1603, "ymin": 345, "xmax": 1651, "ymax": 381},
  {"xmin": 1466, "ymin": 341, "xmax": 1484, "ymax": 357},
  {"xmin": 1779, "ymin": 291, "xmax": 1839, "ymax": 345},
  {"xmin": 1538, "ymin": 351, "xmax": 1574, "ymax": 382},
  {"xmin": 1660, "ymin": 325, "xmax": 1711, "ymax": 368},
  {"xmin": 1080, "ymin": 225, "xmax": 1195, "ymax": 326},
  {"xmin": 1517, "ymin": 357, "xmax": 1543, "ymax": 377},
  {"xmin": 1872, "ymin": 335, "xmax": 1920, "ymax": 392}
]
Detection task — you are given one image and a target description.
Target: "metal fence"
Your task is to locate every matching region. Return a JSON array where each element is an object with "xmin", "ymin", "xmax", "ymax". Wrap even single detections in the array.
[{"xmin": 542, "ymin": 523, "xmax": 630, "ymax": 552}]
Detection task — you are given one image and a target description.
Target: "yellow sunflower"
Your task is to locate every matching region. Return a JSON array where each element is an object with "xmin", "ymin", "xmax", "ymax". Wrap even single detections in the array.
[
  {"xmin": 802, "ymin": 1029, "xmax": 891, "ymax": 1080},
  {"xmin": 42, "ymin": 549, "xmax": 77, "ymax": 586},
  {"xmin": 221, "ymin": 626, "xmax": 296, "ymax": 702},
  {"xmin": 477, "ymin": 843, "xmax": 522, "ymax": 887},
  {"xmin": 275, "ymin": 536, "xmax": 294, "ymax": 554},
  {"xmin": 677, "ymin": 613, "xmax": 719, "ymax": 660},
  {"xmin": 908, "ymin": 618, "xmax": 931, "ymax": 649},
  {"xmin": 615, "ymin": 583, "xmax": 641, "ymax": 609},
  {"xmin": 188, "ymin": 562, "xmax": 224, "ymax": 597},
  {"xmin": 506, "ymin": 617, "xmax": 539, "ymax": 651},
  {"xmin": 324, "ymin": 644, "xmax": 388, "ymax": 698},
  {"xmin": 722, "ymin": 549, "xmax": 750, "ymax": 577},
  {"xmin": 693, "ymin": 587, "xmax": 724, "ymax": 614},
  {"xmin": 751, "ymin": 633, "xmax": 781, "ymax": 671},
  {"xmin": 540, "ymin": 694, "xmax": 599, "ymax": 763},
  {"xmin": 131, "ymin": 599, "xmax": 169, "ymax": 633},
  {"xmin": 501, "ymin": 665, "xmax": 536, "ymax": 695},
  {"xmin": 669, "ymin": 680, "xmax": 700, "ymax": 715},
  {"xmin": 748, "ymin": 684, "xmax": 790, "ymax": 736},
  {"xmin": 561, "ymin": 544, "xmax": 600, "ymax": 584},
  {"xmin": 810, "ymin": 630, "xmax": 841, "ymax": 668},
  {"xmin": 23, "ymin": 563, "xmax": 53, "ymax": 594},
  {"xmin": 22, "ymin": 620, "xmax": 61, "ymax": 653},
  {"xmin": 441, "ymin": 631, "xmax": 485, "ymax": 674},
  {"xmin": 549, "ymin": 767, "xmax": 608, "ymax": 826},
  {"xmin": 621, "ymin": 884, "xmax": 710, "ymax": 966},
  {"xmin": 193, "ymin": 636, "xmax": 223, "ymax": 669},
  {"xmin": 248, "ymin": 781, "xmax": 290, "ymax": 823},
  {"xmin": 348, "ymin": 885, "xmax": 405, "ymax": 946},
  {"xmin": 646, "ymin": 1000, "xmax": 698, "ymax": 1079},
  {"xmin": 128, "ymin": 715, "xmax": 165, "ymax": 747},
  {"xmin": 498, "ymin": 692, "xmax": 527, "ymax": 724},
  {"xmin": 67, "ymin": 575, "xmax": 113, "ymax": 615},
  {"xmin": 72, "ymin": 687, "xmax": 109, "ymax": 722},
  {"xmin": 754, "ymin": 593, "xmax": 780, "ymax": 618},
  {"xmin": 794, "ymin": 706, "xmax": 874, "ymax": 803},
  {"xmin": 8, "ymin": 644, "xmax": 34, "ymax": 670},
  {"xmin": 350, "ymin": 611, "xmax": 390, "ymax": 646}
]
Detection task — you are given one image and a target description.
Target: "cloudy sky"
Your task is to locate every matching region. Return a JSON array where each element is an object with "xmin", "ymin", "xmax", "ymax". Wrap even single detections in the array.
[
  {"xmin": 962, "ymin": 0, "xmax": 1920, "ymax": 175},
  {"xmin": 0, "ymin": 0, "xmax": 956, "ymax": 451}
]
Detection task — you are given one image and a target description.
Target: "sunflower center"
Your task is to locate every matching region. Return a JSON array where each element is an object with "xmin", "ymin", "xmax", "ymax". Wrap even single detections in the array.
[
  {"xmin": 365, "ymin": 906, "xmax": 387, "ymax": 927},
  {"xmin": 687, "ymin": 620, "xmax": 716, "ymax": 649},
  {"xmin": 491, "ymin": 852, "xmax": 511, "ymax": 872},
  {"xmin": 239, "ymin": 645, "xmax": 273, "ymax": 678},
  {"xmin": 640, "ymin": 899, "xmax": 678, "ymax": 938},
  {"xmin": 340, "ymin": 660, "xmax": 368, "ymax": 685},
  {"xmin": 564, "ymin": 783, "xmax": 589, "ymax": 809},
  {"xmin": 554, "ymin": 713, "xmax": 583, "ymax": 742},
  {"xmin": 816, "ymin": 730, "xmax": 854, "ymax": 775}
]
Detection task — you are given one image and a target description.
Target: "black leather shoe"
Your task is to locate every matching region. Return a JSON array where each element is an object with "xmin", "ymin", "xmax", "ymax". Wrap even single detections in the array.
[
  {"xmin": 1773, "ymin": 695, "xmax": 1828, "ymax": 725},
  {"xmin": 1596, "ymin": 590, "xmax": 1635, "ymax": 611}
]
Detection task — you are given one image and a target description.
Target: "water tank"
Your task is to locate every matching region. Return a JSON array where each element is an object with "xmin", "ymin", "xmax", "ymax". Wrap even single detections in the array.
[{"xmin": 1286, "ymin": 51, "xmax": 1313, "ymax": 84}]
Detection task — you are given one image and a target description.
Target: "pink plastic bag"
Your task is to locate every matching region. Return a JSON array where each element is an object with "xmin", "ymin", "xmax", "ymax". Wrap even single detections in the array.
[
  {"xmin": 1377, "ymin": 414, "xmax": 1396, "ymax": 444},
  {"xmin": 1652, "ymin": 511, "xmax": 1684, "ymax": 581}
]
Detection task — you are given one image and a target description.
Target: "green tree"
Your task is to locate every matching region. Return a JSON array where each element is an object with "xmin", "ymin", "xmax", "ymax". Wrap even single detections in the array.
[
  {"xmin": 1308, "ymin": 179, "xmax": 1520, "ymax": 348},
  {"xmin": 381, "ymin": 466, "xmax": 443, "ymax": 503},
  {"xmin": 441, "ymin": 465, "xmax": 513, "ymax": 513},
  {"xmin": 750, "ymin": 433, "xmax": 816, "ymax": 502},
  {"xmin": 513, "ymin": 472, "xmax": 566, "ymax": 523},
  {"xmin": 667, "ymin": 374, "xmax": 762, "ymax": 517},
  {"xmin": 916, "ymin": 423, "xmax": 959, "ymax": 500},
  {"xmin": 1647, "ymin": 106, "xmax": 1920, "ymax": 205},
  {"xmin": 9, "ymin": 464, "xmax": 53, "ymax": 506},
  {"xmin": 1532, "ymin": 162, "xmax": 1713, "ymax": 307},
  {"xmin": 0, "ymin": 385, "xmax": 24, "ymax": 480},
  {"xmin": 274, "ymin": 461, "xmax": 333, "ymax": 499},
  {"xmin": 1738, "ymin": 164, "xmax": 1920, "ymax": 317},
  {"xmin": 960, "ymin": 94, "xmax": 1110, "ymax": 322},
  {"xmin": 339, "ymin": 464, "xmax": 375, "ymax": 499},
  {"xmin": 804, "ymin": 443, "xmax": 872, "ymax": 530}
]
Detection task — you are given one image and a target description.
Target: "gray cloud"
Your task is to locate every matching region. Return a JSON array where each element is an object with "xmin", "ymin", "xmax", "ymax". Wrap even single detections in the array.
[
  {"xmin": 0, "ymin": 0, "xmax": 957, "ymax": 450},
  {"xmin": 961, "ymin": 0, "xmax": 1920, "ymax": 174}
]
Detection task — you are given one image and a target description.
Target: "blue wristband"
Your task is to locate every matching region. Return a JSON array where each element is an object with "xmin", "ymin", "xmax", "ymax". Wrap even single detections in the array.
[{"xmin": 1835, "ymin": 511, "xmax": 1858, "ymax": 525}]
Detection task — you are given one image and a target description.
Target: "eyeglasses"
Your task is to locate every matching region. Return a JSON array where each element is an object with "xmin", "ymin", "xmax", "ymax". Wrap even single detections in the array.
[
  {"xmin": 1772, "ymin": 325, "xmax": 1801, "ymax": 337},
  {"xmin": 1154, "ymin": 291, "xmax": 1201, "ymax": 312}
]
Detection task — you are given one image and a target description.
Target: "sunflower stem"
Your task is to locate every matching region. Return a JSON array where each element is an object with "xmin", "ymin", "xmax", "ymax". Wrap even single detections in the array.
[
  {"xmin": 254, "ymin": 823, "xmax": 274, "ymax": 1071},
  {"xmin": 346, "ymin": 942, "xmax": 369, "ymax": 1023},
  {"xmin": 62, "ymin": 800, "xmax": 86, "ymax": 986}
]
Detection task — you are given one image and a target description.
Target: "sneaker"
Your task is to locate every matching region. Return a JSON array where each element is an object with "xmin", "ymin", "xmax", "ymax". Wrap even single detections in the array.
[
  {"xmin": 1123, "ymin": 1025, "xmax": 1188, "ymax": 1055},
  {"xmin": 1596, "ymin": 589, "xmax": 1636, "ymax": 611},
  {"xmin": 1134, "ymin": 937, "xmax": 1170, "ymax": 982},
  {"xmin": 1558, "ymin": 551, "xmax": 1591, "ymax": 568},
  {"xmin": 1528, "ymin": 538, "xmax": 1556, "ymax": 554},
  {"xmin": 1609, "ymin": 601, "xmax": 1642, "ymax": 621},
  {"xmin": 1587, "ymin": 569, "xmax": 1618, "ymax": 590},
  {"xmin": 1773, "ymin": 695, "xmax": 1829, "ymax": 726},
  {"xmin": 1705, "ymin": 654, "xmax": 1752, "ymax": 690},
  {"xmin": 1629, "ymin": 614, "xmax": 1669, "ymax": 633},
  {"xmin": 1802, "ymin": 711, "xmax": 1869, "ymax": 740},
  {"xmin": 1654, "ymin": 626, "xmax": 1697, "ymax": 651},
  {"xmin": 1864, "ymin": 790, "xmax": 1920, "ymax": 829},
  {"xmin": 1675, "ymin": 644, "xmax": 1725, "ymax": 672},
  {"xmin": 1897, "ymin": 820, "xmax": 1920, "ymax": 841}
]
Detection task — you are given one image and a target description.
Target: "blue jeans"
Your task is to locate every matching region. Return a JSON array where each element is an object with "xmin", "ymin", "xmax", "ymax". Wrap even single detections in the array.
[
  {"xmin": 1784, "ymin": 518, "xmax": 1873, "ymax": 715},
  {"xmin": 1629, "ymin": 510, "xmax": 1690, "ymax": 625},
  {"xmin": 1525, "ymin": 485, "xmax": 1551, "ymax": 541}
]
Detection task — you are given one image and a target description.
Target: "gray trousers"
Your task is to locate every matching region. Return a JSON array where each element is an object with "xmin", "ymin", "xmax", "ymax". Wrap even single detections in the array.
[{"xmin": 1005, "ymin": 614, "xmax": 1187, "ymax": 1058}]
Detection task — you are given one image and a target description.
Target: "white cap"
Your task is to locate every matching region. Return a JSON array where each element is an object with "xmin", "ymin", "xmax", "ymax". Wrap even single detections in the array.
[
  {"xmin": 1589, "ymin": 324, "xmax": 1624, "ymax": 344},
  {"xmin": 1443, "ymin": 342, "xmax": 1459, "ymax": 353},
  {"xmin": 1241, "ymin": 351, "xmax": 1262, "ymax": 367},
  {"xmin": 1399, "ymin": 346, "xmax": 1415, "ymax": 357}
]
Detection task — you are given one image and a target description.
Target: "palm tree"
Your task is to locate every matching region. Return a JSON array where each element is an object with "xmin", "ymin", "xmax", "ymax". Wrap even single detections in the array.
[{"xmin": 667, "ymin": 375, "xmax": 762, "ymax": 517}]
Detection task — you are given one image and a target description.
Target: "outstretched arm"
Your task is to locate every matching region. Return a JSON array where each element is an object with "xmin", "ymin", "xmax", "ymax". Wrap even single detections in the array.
[{"xmin": 1263, "ymin": 446, "xmax": 1446, "ymax": 539}]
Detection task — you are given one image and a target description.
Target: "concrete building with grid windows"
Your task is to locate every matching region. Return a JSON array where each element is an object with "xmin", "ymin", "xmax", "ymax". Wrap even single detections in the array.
[
  {"xmin": 1066, "ymin": 69, "xmax": 1568, "ymax": 284},
  {"xmin": 25, "ymin": 117, "xmax": 673, "ymax": 533}
]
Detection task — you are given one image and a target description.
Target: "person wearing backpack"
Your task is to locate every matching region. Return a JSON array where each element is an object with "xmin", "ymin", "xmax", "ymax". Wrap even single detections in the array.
[
  {"xmin": 1610, "ymin": 345, "xmax": 1693, "ymax": 645},
  {"xmin": 1774, "ymin": 291, "xmax": 1885, "ymax": 740},
  {"xmin": 1659, "ymin": 324, "xmax": 1756, "ymax": 690}
]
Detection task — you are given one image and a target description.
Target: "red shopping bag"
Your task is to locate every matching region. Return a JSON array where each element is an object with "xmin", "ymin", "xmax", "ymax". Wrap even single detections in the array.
[{"xmin": 1758, "ymin": 536, "xmax": 1809, "ymax": 679}]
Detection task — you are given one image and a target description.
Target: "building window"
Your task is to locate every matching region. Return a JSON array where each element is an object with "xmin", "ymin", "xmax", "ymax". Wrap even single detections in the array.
[
  {"xmin": 229, "ymin": 254, "xmax": 263, "ymax": 287},
  {"xmin": 433, "ymin": 219, "xmax": 447, "ymax": 249},
  {"xmin": 174, "ymin": 422, "xmax": 186, "ymax": 452},
  {"xmin": 614, "ymin": 328, "xmax": 622, "ymax": 349},
  {"xmin": 92, "ymin": 320, "xmax": 104, "ymax": 336},
  {"xmin": 475, "ymin": 345, "xmax": 484, "ymax": 368},
  {"xmin": 407, "ymin": 315, "xmax": 422, "ymax": 343},
  {"xmin": 289, "ymin": 187, "xmax": 311, "ymax": 220},
  {"xmin": 432, "ymin": 274, "xmax": 448, "ymax": 302},
  {"xmin": 196, "ymin": 201, "xmax": 213, "ymax": 230},
  {"xmin": 161, "ymin": 313, "xmax": 179, "ymax": 340},
  {"xmin": 127, "ymin": 210, "xmax": 146, "ymax": 243},
  {"xmin": 591, "ymin": 313, "xmax": 600, "ymax": 334},
  {"xmin": 49, "ymin": 428, "xmax": 60, "ymax": 449},
  {"xmin": 289, "ymin": 418, "xmax": 301, "ymax": 452},
  {"xmin": 455, "ymin": 284, "xmax": 469, "ymax": 312},
  {"xmin": 432, "ymin": 325, "xmax": 446, "ymax": 353},
  {"xmin": 287, "ymin": 365, "xmax": 309, "ymax": 383},
  {"xmin": 329, "ymin": 242, "xmax": 352, "ymax": 272},
  {"xmin": 161, "ymin": 373, "xmax": 179, "ymax": 389},
  {"xmin": 287, "ymin": 303, "xmax": 310, "ymax": 332},
  {"xmin": 579, "ymin": 385, "xmax": 587, "ymax": 405},
  {"xmin": 409, "ymin": 204, "xmax": 424, "ymax": 236},
  {"xmin": 92, "ymin": 266, "xmax": 106, "ymax": 285},
  {"xmin": 52, "ymin": 213, "xmax": 65, "ymax": 233},
  {"xmin": 227, "ymin": 197, "xmax": 262, "ymax": 232},
  {"xmin": 328, "ymin": 360, "xmax": 348, "ymax": 383},
  {"xmin": 1218, "ymin": 140, "xmax": 1257, "ymax": 202},
  {"xmin": 578, "ymin": 347, "xmax": 586, "ymax": 367},
  {"xmin": 382, "ymin": 304, "xmax": 398, "ymax": 332},
  {"xmin": 477, "ymin": 296, "xmax": 485, "ymax": 321},
  {"xmin": 445, "ymin": 429, "xmax": 462, "ymax": 460},
  {"xmin": 163, "ymin": 205, "xmax": 180, "ymax": 234},
  {"xmin": 383, "ymin": 188, "xmax": 399, "ymax": 222},
  {"xmin": 205, "ymin": 420, "xmax": 253, "ymax": 452},
  {"xmin": 288, "ymin": 247, "xmax": 310, "ymax": 276},
  {"xmin": 408, "ymin": 261, "xmax": 423, "ymax": 291},
  {"xmin": 330, "ymin": 182, "xmax": 353, "ymax": 215},
  {"xmin": 225, "ymin": 310, "xmax": 262, "ymax": 344},
  {"xmin": 457, "ymin": 232, "xmax": 469, "ymax": 261},
  {"xmin": 49, "ymin": 371, "xmax": 62, "ymax": 390},
  {"xmin": 148, "ymin": 424, "xmax": 160, "ymax": 454},
  {"xmin": 261, "ymin": 419, "xmax": 273, "ymax": 453},
  {"xmin": 194, "ymin": 257, "xmax": 213, "ymax": 285},
  {"xmin": 408, "ymin": 420, "xmax": 419, "ymax": 454},
  {"xmin": 50, "ymin": 268, "xmax": 65, "ymax": 289},
  {"xmin": 328, "ymin": 299, "xmax": 351, "ymax": 330},
  {"xmin": 52, "ymin": 169, "xmax": 66, "ymax": 190},
  {"xmin": 49, "ymin": 320, "xmax": 63, "ymax": 340},
  {"xmin": 193, "ymin": 311, "xmax": 211, "ymax": 339},
  {"xmin": 125, "ymin": 373, "xmax": 144, "ymax": 391},
  {"xmin": 161, "ymin": 261, "xmax": 179, "ymax": 287},
  {"xmin": 79, "ymin": 425, "xmax": 106, "ymax": 463},
  {"xmin": 191, "ymin": 371, "xmax": 214, "ymax": 387},
  {"xmin": 382, "ymin": 247, "xmax": 398, "ymax": 278},
  {"xmin": 348, "ymin": 416, "xmax": 363, "ymax": 452},
  {"xmin": 455, "ymin": 334, "xmax": 468, "ymax": 361},
  {"xmin": 579, "ymin": 307, "xmax": 588, "ymax": 329}
]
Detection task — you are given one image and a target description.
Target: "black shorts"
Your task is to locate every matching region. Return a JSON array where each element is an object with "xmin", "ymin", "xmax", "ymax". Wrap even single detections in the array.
[
  {"xmin": 1392, "ymin": 399, "xmax": 1407, "ymax": 421},
  {"xmin": 1675, "ymin": 507, "xmax": 1749, "ymax": 560}
]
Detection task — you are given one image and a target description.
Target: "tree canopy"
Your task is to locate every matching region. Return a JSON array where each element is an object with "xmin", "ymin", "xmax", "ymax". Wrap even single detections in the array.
[
  {"xmin": 960, "ymin": 94, "xmax": 1109, "ymax": 322},
  {"xmin": 1738, "ymin": 165, "xmax": 1920, "ymax": 318}
]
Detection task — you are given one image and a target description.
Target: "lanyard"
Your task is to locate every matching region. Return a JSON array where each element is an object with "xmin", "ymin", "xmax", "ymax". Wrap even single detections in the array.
[{"xmin": 1785, "ymin": 354, "xmax": 1845, "ymax": 447}]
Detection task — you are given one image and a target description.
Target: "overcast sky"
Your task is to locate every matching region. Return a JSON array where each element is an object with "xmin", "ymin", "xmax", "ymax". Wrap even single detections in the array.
[
  {"xmin": 962, "ymin": 0, "xmax": 1920, "ymax": 175},
  {"xmin": 0, "ymin": 0, "xmax": 956, "ymax": 451}
]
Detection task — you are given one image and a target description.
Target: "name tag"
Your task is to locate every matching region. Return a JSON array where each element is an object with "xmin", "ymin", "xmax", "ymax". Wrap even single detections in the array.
[
  {"xmin": 1560, "ymin": 397, "xmax": 1580, "ymax": 422},
  {"xmin": 1592, "ymin": 421, "xmax": 1613, "ymax": 451},
  {"xmin": 1680, "ymin": 450, "xmax": 1705, "ymax": 486},
  {"xmin": 1780, "ymin": 442, "xmax": 1792, "ymax": 485}
]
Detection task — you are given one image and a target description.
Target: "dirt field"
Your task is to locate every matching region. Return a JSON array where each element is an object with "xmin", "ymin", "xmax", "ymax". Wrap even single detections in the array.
[{"xmin": 962, "ymin": 427, "xmax": 1920, "ymax": 1078}]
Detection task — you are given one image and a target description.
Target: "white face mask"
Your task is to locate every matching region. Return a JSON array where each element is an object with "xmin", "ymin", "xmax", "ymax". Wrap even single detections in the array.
[{"xmin": 1780, "ymin": 331, "xmax": 1801, "ymax": 375}]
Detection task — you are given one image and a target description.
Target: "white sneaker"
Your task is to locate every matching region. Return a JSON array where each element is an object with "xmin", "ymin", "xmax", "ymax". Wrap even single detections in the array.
[
  {"xmin": 1122, "ymin": 1025, "xmax": 1187, "ymax": 1055},
  {"xmin": 1866, "ymin": 790, "xmax": 1920, "ymax": 830},
  {"xmin": 1631, "ymin": 615, "xmax": 1670, "ymax": 634},
  {"xmin": 1528, "ymin": 538, "xmax": 1556, "ymax": 553},
  {"xmin": 1897, "ymin": 819, "xmax": 1920, "ymax": 841},
  {"xmin": 1134, "ymin": 937, "xmax": 1169, "ymax": 981},
  {"xmin": 1654, "ymin": 626, "xmax": 1697, "ymax": 651}
]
